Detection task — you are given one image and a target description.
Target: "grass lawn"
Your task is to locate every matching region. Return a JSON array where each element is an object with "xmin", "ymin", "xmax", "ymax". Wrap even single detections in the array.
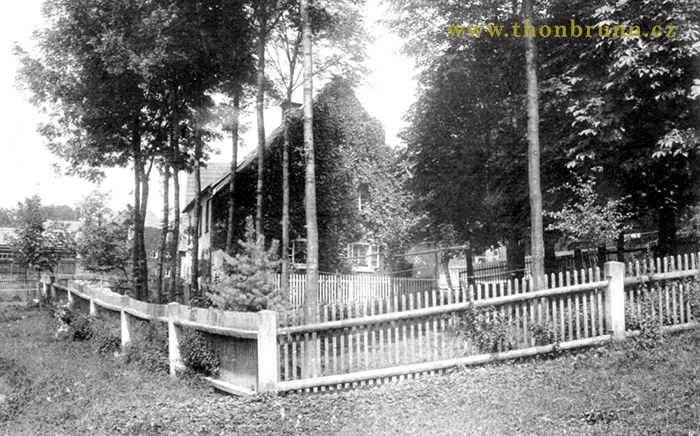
[{"xmin": 1, "ymin": 302, "xmax": 699, "ymax": 435}]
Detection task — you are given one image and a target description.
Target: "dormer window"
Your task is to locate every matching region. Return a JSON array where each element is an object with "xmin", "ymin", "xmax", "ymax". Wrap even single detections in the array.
[{"xmin": 358, "ymin": 183, "xmax": 370, "ymax": 211}]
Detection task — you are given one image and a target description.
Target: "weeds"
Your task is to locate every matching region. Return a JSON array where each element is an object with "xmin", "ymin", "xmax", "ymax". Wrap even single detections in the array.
[
  {"xmin": 122, "ymin": 321, "xmax": 169, "ymax": 374},
  {"xmin": 450, "ymin": 303, "xmax": 516, "ymax": 354},
  {"xmin": 178, "ymin": 327, "xmax": 220, "ymax": 378}
]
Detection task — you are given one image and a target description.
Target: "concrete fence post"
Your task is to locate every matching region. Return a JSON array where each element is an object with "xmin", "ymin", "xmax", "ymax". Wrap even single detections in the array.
[
  {"xmin": 120, "ymin": 295, "xmax": 132, "ymax": 347},
  {"xmin": 167, "ymin": 302, "xmax": 181, "ymax": 377},
  {"xmin": 67, "ymin": 289, "xmax": 74, "ymax": 307},
  {"xmin": 257, "ymin": 310, "xmax": 279, "ymax": 392},
  {"xmin": 604, "ymin": 261, "xmax": 626, "ymax": 341}
]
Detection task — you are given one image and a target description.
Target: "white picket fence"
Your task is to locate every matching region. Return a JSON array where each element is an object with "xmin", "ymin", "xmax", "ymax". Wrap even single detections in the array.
[{"xmin": 279, "ymin": 274, "xmax": 437, "ymax": 308}]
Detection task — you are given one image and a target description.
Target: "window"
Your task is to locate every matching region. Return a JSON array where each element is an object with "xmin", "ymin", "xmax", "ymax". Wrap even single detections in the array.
[
  {"xmin": 348, "ymin": 242, "xmax": 379, "ymax": 268},
  {"xmin": 291, "ymin": 238, "xmax": 307, "ymax": 267},
  {"xmin": 358, "ymin": 183, "xmax": 370, "ymax": 211},
  {"xmin": 204, "ymin": 199, "xmax": 209, "ymax": 234}
]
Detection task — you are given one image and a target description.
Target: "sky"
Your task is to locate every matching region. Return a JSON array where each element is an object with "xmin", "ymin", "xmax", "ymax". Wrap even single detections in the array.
[{"xmin": 0, "ymin": 0, "xmax": 416, "ymax": 216}]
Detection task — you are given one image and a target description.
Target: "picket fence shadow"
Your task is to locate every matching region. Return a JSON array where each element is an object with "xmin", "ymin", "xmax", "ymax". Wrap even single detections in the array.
[{"xmin": 41, "ymin": 255, "xmax": 699, "ymax": 396}]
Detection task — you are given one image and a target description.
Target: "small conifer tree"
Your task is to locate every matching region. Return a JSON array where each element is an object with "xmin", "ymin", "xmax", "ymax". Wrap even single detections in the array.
[{"xmin": 208, "ymin": 216, "xmax": 284, "ymax": 312}]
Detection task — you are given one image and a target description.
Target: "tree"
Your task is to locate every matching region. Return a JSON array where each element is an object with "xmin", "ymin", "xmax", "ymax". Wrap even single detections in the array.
[
  {"xmin": 562, "ymin": 0, "xmax": 700, "ymax": 258},
  {"xmin": 546, "ymin": 172, "xmax": 633, "ymax": 249},
  {"xmin": 301, "ymin": 0, "xmax": 319, "ymax": 312},
  {"xmin": 15, "ymin": 0, "xmax": 176, "ymax": 299},
  {"xmin": 523, "ymin": 0, "xmax": 545, "ymax": 289},
  {"xmin": 265, "ymin": 0, "xmax": 372, "ymax": 299},
  {"xmin": 9, "ymin": 195, "xmax": 75, "ymax": 275},
  {"xmin": 75, "ymin": 191, "xmax": 131, "ymax": 280},
  {"xmin": 208, "ymin": 217, "xmax": 283, "ymax": 311}
]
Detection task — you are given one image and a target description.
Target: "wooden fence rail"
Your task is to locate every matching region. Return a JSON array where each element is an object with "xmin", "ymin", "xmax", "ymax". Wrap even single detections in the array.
[{"xmin": 40, "ymin": 275, "xmax": 276, "ymax": 396}]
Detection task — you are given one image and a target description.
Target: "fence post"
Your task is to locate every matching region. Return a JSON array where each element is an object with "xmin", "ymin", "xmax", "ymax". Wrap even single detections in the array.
[
  {"xmin": 167, "ymin": 302, "xmax": 181, "ymax": 377},
  {"xmin": 120, "ymin": 295, "xmax": 132, "ymax": 347},
  {"xmin": 257, "ymin": 310, "xmax": 278, "ymax": 392},
  {"xmin": 67, "ymin": 289, "xmax": 74, "ymax": 307},
  {"xmin": 604, "ymin": 261, "xmax": 626, "ymax": 341},
  {"xmin": 89, "ymin": 298, "xmax": 97, "ymax": 316}
]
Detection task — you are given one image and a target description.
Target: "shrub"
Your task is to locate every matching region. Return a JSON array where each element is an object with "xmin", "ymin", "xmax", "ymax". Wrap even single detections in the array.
[
  {"xmin": 89, "ymin": 318, "xmax": 121, "ymax": 356},
  {"xmin": 122, "ymin": 321, "xmax": 169, "ymax": 374},
  {"xmin": 178, "ymin": 327, "xmax": 220, "ymax": 377},
  {"xmin": 450, "ymin": 303, "xmax": 515, "ymax": 354},
  {"xmin": 624, "ymin": 281, "xmax": 663, "ymax": 356},
  {"xmin": 208, "ymin": 216, "xmax": 284, "ymax": 312}
]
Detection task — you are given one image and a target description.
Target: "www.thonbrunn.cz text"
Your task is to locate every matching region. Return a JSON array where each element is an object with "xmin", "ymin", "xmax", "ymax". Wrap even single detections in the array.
[{"xmin": 447, "ymin": 20, "xmax": 676, "ymax": 38}]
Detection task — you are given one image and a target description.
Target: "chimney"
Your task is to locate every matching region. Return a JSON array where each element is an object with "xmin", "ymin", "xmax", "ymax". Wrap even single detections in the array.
[{"xmin": 281, "ymin": 101, "xmax": 302, "ymax": 123}]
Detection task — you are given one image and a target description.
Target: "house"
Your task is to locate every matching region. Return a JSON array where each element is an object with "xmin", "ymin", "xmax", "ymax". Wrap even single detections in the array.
[
  {"xmin": 0, "ymin": 221, "xmax": 80, "ymax": 275},
  {"xmin": 180, "ymin": 78, "xmax": 411, "ymax": 280}
]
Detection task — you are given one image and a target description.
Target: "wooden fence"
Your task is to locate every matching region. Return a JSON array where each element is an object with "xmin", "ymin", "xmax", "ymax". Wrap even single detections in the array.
[
  {"xmin": 274, "ymin": 257, "xmax": 699, "ymax": 393},
  {"xmin": 41, "ymin": 276, "xmax": 278, "ymax": 396},
  {"xmin": 0, "ymin": 276, "xmax": 39, "ymax": 301},
  {"xmin": 281, "ymin": 274, "xmax": 437, "ymax": 307},
  {"xmin": 39, "ymin": 253, "xmax": 699, "ymax": 396}
]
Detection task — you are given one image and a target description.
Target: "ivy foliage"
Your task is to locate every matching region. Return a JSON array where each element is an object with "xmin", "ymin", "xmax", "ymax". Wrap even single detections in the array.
[
  {"xmin": 178, "ymin": 327, "xmax": 219, "ymax": 377},
  {"xmin": 217, "ymin": 78, "xmax": 416, "ymax": 273}
]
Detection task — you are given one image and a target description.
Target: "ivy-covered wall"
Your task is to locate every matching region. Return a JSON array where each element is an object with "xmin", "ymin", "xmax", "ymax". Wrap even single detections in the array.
[{"xmin": 210, "ymin": 78, "xmax": 416, "ymax": 273}]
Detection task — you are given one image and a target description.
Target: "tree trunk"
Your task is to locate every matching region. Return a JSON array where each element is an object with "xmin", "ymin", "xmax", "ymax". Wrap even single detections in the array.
[
  {"xmin": 169, "ymin": 109, "xmax": 181, "ymax": 302},
  {"xmin": 281, "ymin": 99, "xmax": 292, "ymax": 303},
  {"xmin": 597, "ymin": 245, "xmax": 607, "ymax": 270},
  {"xmin": 658, "ymin": 206, "xmax": 677, "ymax": 259},
  {"xmin": 524, "ymin": 0, "xmax": 545, "ymax": 290},
  {"xmin": 169, "ymin": 174, "xmax": 180, "ymax": 302},
  {"xmin": 131, "ymin": 115, "xmax": 149, "ymax": 301},
  {"xmin": 191, "ymin": 135, "xmax": 202, "ymax": 298},
  {"xmin": 439, "ymin": 252, "xmax": 454, "ymax": 303},
  {"xmin": 507, "ymin": 236, "xmax": 526, "ymax": 281},
  {"xmin": 616, "ymin": 232, "xmax": 625, "ymax": 263},
  {"xmin": 255, "ymin": 26, "xmax": 267, "ymax": 238},
  {"xmin": 302, "ymin": 0, "xmax": 319, "ymax": 316},
  {"xmin": 226, "ymin": 88, "xmax": 241, "ymax": 254},
  {"xmin": 156, "ymin": 162, "xmax": 170, "ymax": 303},
  {"xmin": 544, "ymin": 230, "xmax": 557, "ymax": 279},
  {"xmin": 138, "ymin": 162, "xmax": 150, "ymax": 300},
  {"xmin": 574, "ymin": 247, "xmax": 584, "ymax": 271}
]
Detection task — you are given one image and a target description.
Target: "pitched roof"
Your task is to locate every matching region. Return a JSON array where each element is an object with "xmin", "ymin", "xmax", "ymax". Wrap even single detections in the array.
[
  {"xmin": 182, "ymin": 119, "xmax": 291, "ymax": 213},
  {"xmin": 183, "ymin": 162, "xmax": 231, "ymax": 208}
]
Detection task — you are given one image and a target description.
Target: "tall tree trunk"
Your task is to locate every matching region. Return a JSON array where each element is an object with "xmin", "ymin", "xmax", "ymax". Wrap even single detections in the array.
[
  {"xmin": 191, "ymin": 135, "xmax": 202, "ymax": 298},
  {"xmin": 255, "ymin": 26, "xmax": 267, "ymax": 238},
  {"xmin": 131, "ymin": 114, "xmax": 148, "ymax": 301},
  {"xmin": 139, "ymin": 163, "xmax": 150, "ymax": 299},
  {"xmin": 302, "ymin": 0, "xmax": 319, "ymax": 316},
  {"xmin": 156, "ymin": 162, "xmax": 170, "ymax": 302},
  {"xmin": 524, "ymin": 0, "xmax": 545, "ymax": 290},
  {"xmin": 226, "ymin": 88, "xmax": 241, "ymax": 254},
  {"xmin": 169, "ymin": 134, "xmax": 180, "ymax": 302},
  {"xmin": 281, "ymin": 98, "xmax": 292, "ymax": 303}
]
